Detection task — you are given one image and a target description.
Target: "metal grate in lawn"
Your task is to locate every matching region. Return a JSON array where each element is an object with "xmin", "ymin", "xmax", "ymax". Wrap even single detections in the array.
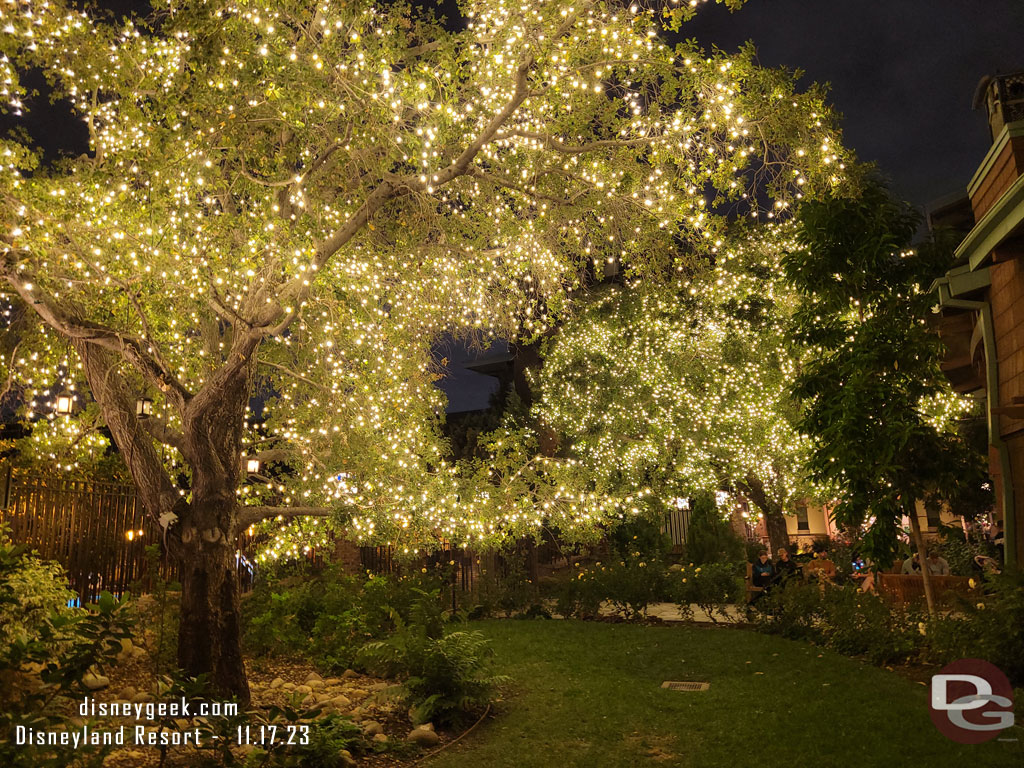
[{"xmin": 660, "ymin": 681, "xmax": 710, "ymax": 692}]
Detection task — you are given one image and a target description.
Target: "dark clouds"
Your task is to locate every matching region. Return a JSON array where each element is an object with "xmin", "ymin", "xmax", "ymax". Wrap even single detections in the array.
[{"xmin": 685, "ymin": 0, "xmax": 1024, "ymax": 207}]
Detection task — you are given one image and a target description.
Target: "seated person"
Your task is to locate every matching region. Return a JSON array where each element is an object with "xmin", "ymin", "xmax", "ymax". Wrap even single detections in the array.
[
  {"xmin": 750, "ymin": 550, "xmax": 774, "ymax": 597},
  {"xmin": 773, "ymin": 547, "xmax": 799, "ymax": 583},
  {"xmin": 925, "ymin": 549, "xmax": 951, "ymax": 576},
  {"xmin": 901, "ymin": 553, "xmax": 920, "ymax": 574}
]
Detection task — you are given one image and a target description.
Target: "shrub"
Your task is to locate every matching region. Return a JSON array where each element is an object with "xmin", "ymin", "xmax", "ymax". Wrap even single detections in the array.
[
  {"xmin": 923, "ymin": 573, "xmax": 1024, "ymax": 686},
  {"xmin": 357, "ymin": 589, "xmax": 506, "ymax": 727},
  {"xmin": 933, "ymin": 521, "xmax": 996, "ymax": 577},
  {"xmin": 554, "ymin": 565, "xmax": 605, "ymax": 619},
  {"xmin": 818, "ymin": 586, "xmax": 917, "ymax": 665},
  {"xmin": 0, "ymin": 577, "xmax": 134, "ymax": 768},
  {"xmin": 684, "ymin": 494, "xmax": 744, "ymax": 565},
  {"xmin": 754, "ymin": 580, "xmax": 825, "ymax": 643},
  {"xmin": 242, "ymin": 564, "xmax": 463, "ymax": 673},
  {"xmin": 672, "ymin": 562, "xmax": 744, "ymax": 622},
  {"xmin": 470, "ymin": 550, "xmax": 542, "ymax": 618},
  {"xmin": 0, "ymin": 525, "xmax": 79, "ymax": 647},
  {"xmin": 599, "ymin": 558, "xmax": 668, "ymax": 619}
]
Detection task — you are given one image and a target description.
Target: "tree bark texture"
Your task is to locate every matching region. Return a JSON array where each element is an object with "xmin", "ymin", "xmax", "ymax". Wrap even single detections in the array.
[
  {"xmin": 741, "ymin": 476, "xmax": 791, "ymax": 555},
  {"xmin": 176, "ymin": 526, "xmax": 249, "ymax": 705},
  {"xmin": 907, "ymin": 500, "xmax": 937, "ymax": 617}
]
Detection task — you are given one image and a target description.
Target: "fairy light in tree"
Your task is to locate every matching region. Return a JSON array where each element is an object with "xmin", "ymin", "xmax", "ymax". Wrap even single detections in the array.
[{"xmin": 0, "ymin": 0, "xmax": 850, "ymax": 561}]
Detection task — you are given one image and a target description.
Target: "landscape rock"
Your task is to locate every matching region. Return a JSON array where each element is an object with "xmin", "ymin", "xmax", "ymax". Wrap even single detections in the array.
[
  {"xmin": 341, "ymin": 669, "xmax": 358, "ymax": 679},
  {"xmin": 329, "ymin": 694, "xmax": 352, "ymax": 708},
  {"xmin": 295, "ymin": 684, "xmax": 313, "ymax": 694},
  {"xmin": 270, "ymin": 678, "xmax": 285, "ymax": 689},
  {"xmin": 82, "ymin": 673, "xmax": 109, "ymax": 691},
  {"xmin": 362, "ymin": 721, "xmax": 383, "ymax": 737},
  {"xmin": 407, "ymin": 728, "xmax": 440, "ymax": 747},
  {"xmin": 338, "ymin": 749, "xmax": 357, "ymax": 767},
  {"xmin": 372, "ymin": 732, "xmax": 388, "ymax": 743}
]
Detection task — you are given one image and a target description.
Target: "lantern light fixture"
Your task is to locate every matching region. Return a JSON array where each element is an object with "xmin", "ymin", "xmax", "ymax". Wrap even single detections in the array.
[
  {"xmin": 246, "ymin": 458, "xmax": 261, "ymax": 474},
  {"xmin": 136, "ymin": 397, "xmax": 153, "ymax": 419},
  {"xmin": 56, "ymin": 394, "xmax": 73, "ymax": 415}
]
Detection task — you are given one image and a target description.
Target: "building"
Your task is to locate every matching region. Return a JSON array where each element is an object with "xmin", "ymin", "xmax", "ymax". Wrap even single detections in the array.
[{"xmin": 932, "ymin": 70, "xmax": 1024, "ymax": 570}]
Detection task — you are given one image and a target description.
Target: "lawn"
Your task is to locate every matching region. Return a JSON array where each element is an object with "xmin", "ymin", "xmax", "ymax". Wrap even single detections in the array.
[{"xmin": 427, "ymin": 620, "xmax": 1023, "ymax": 768}]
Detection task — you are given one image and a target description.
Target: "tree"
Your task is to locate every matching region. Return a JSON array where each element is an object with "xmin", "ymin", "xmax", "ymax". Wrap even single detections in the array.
[
  {"xmin": 0, "ymin": 0, "xmax": 844, "ymax": 698},
  {"xmin": 783, "ymin": 177, "xmax": 991, "ymax": 615},
  {"xmin": 532, "ymin": 224, "xmax": 819, "ymax": 553}
]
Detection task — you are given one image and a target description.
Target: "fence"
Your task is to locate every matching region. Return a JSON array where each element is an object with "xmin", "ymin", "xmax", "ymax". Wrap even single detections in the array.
[
  {"xmin": 0, "ymin": 469, "xmax": 257, "ymax": 602},
  {"xmin": 0, "ymin": 470, "xmax": 166, "ymax": 602}
]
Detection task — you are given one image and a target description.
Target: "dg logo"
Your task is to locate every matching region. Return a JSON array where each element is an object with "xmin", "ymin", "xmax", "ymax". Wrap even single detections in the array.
[{"xmin": 930, "ymin": 658, "xmax": 1016, "ymax": 744}]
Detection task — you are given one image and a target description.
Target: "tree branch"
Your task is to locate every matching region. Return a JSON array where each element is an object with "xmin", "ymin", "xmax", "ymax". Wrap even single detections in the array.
[
  {"xmin": 238, "ymin": 506, "xmax": 334, "ymax": 528},
  {"xmin": 0, "ymin": 263, "xmax": 192, "ymax": 409}
]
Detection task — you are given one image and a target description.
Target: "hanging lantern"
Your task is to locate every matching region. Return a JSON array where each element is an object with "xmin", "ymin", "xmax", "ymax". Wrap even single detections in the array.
[
  {"xmin": 245, "ymin": 457, "xmax": 261, "ymax": 474},
  {"xmin": 56, "ymin": 394, "xmax": 73, "ymax": 415},
  {"xmin": 136, "ymin": 397, "xmax": 153, "ymax": 419}
]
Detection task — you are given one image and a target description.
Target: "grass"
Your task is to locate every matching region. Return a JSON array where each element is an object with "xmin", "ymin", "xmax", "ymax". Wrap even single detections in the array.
[{"xmin": 427, "ymin": 620, "xmax": 1023, "ymax": 768}]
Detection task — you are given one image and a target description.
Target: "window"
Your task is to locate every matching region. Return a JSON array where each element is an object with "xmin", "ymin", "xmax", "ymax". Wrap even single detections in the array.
[{"xmin": 796, "ymin": 504, "xmax": 810, "ymax": 531}]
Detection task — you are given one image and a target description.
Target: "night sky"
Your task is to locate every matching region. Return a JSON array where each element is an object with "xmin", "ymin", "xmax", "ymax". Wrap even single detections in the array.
[{"xmin": 685, "ymin": 0, "xmax": 1024, "ymax": 209}]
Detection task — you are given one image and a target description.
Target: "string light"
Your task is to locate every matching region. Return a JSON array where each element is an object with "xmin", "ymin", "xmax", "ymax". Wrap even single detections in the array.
[{"xmin": 0, "ymin": 0, "xmax": 849, "ymax": 557}]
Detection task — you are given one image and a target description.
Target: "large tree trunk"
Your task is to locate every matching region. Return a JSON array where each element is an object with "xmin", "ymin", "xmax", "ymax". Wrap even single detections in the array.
[
  {"xmin": 740, "ymin": 475, "xmax": 790, "ymax": 555},
  {"xmin": 907, "ymin": 499, "xmax": 936, "ymax": 617},
  {"xmin": 176, "ymin": 528, "xmax": 249, "ymax": 705},
  {"xmin": 175, "ymin": 355, "xmax": 255, "ymax": 703},
  {"xmin": 764, "ymin": 508, "xmax": 790, "ymax": 556}
]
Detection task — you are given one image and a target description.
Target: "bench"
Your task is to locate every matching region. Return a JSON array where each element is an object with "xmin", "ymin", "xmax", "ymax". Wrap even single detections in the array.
[{"xmin": 875, "ymin": 574, "xmax": 972, "ymax": 606}]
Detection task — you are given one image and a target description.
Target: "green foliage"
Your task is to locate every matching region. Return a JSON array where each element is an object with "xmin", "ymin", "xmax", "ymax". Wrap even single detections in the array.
[
  {"xmin": 0, "ymin": 539, "xmax": 134, "ymax": 768},
  {"xmin": 756, "ymin": 582, "xmax": 916, "ymax": 665},
  {"xmin": 532, "ymin": 224, "xmax": 820, "ymax": 541},
  {"xmin": 933, "ymin": 521, "xmax": 997, "ymax": 577},
  {"xmin": 923, "ymin": 574, "xmax": 1024, "ymax": 686},
  {"xmin": 671, "ymin": 562, "xmax": 744, "ymax": 622},
  {"xmin": 553, "ymin": 565, "xmax": 607, "ymax": 620},
  {"xmin": 0, "ymin": 524, "xmax": 79, "ymax": 647},
  {"xmin": 128, "ymin": 543, "xmax": 179, "ymax": 675},
  {"xmin": 684, "ymin": 494, "xmax": 745, "ymax": 565},
  {"xmin": 555, "ymin": 558, "xmax": 670, "ymax": 621},
  {"xmin": 784, "ymin": 176, "xmax": 990, "ymax": 565},
  {"xmin": 243, "ymin": 564, "xmax": 465, "ymax": 675},
  {"xmin": 469, "ymin": 549, "xmax": 541, "ymax": 619},
  {"xmin": 357, "ymin": 598, "xmax": 507, "ymax": 727},
  {"xmin": 608, "ymin": 517, "xmax": 672, "ymax": 563}
]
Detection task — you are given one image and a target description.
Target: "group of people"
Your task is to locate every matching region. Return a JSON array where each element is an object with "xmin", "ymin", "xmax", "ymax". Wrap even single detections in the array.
[
  {"xmin": 750, "ymin": 547, "xmax": 804, "ymax": 596},
  {"xmin": 900, "ymin": 549, "xmax": 951, "ymax": 576}
]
